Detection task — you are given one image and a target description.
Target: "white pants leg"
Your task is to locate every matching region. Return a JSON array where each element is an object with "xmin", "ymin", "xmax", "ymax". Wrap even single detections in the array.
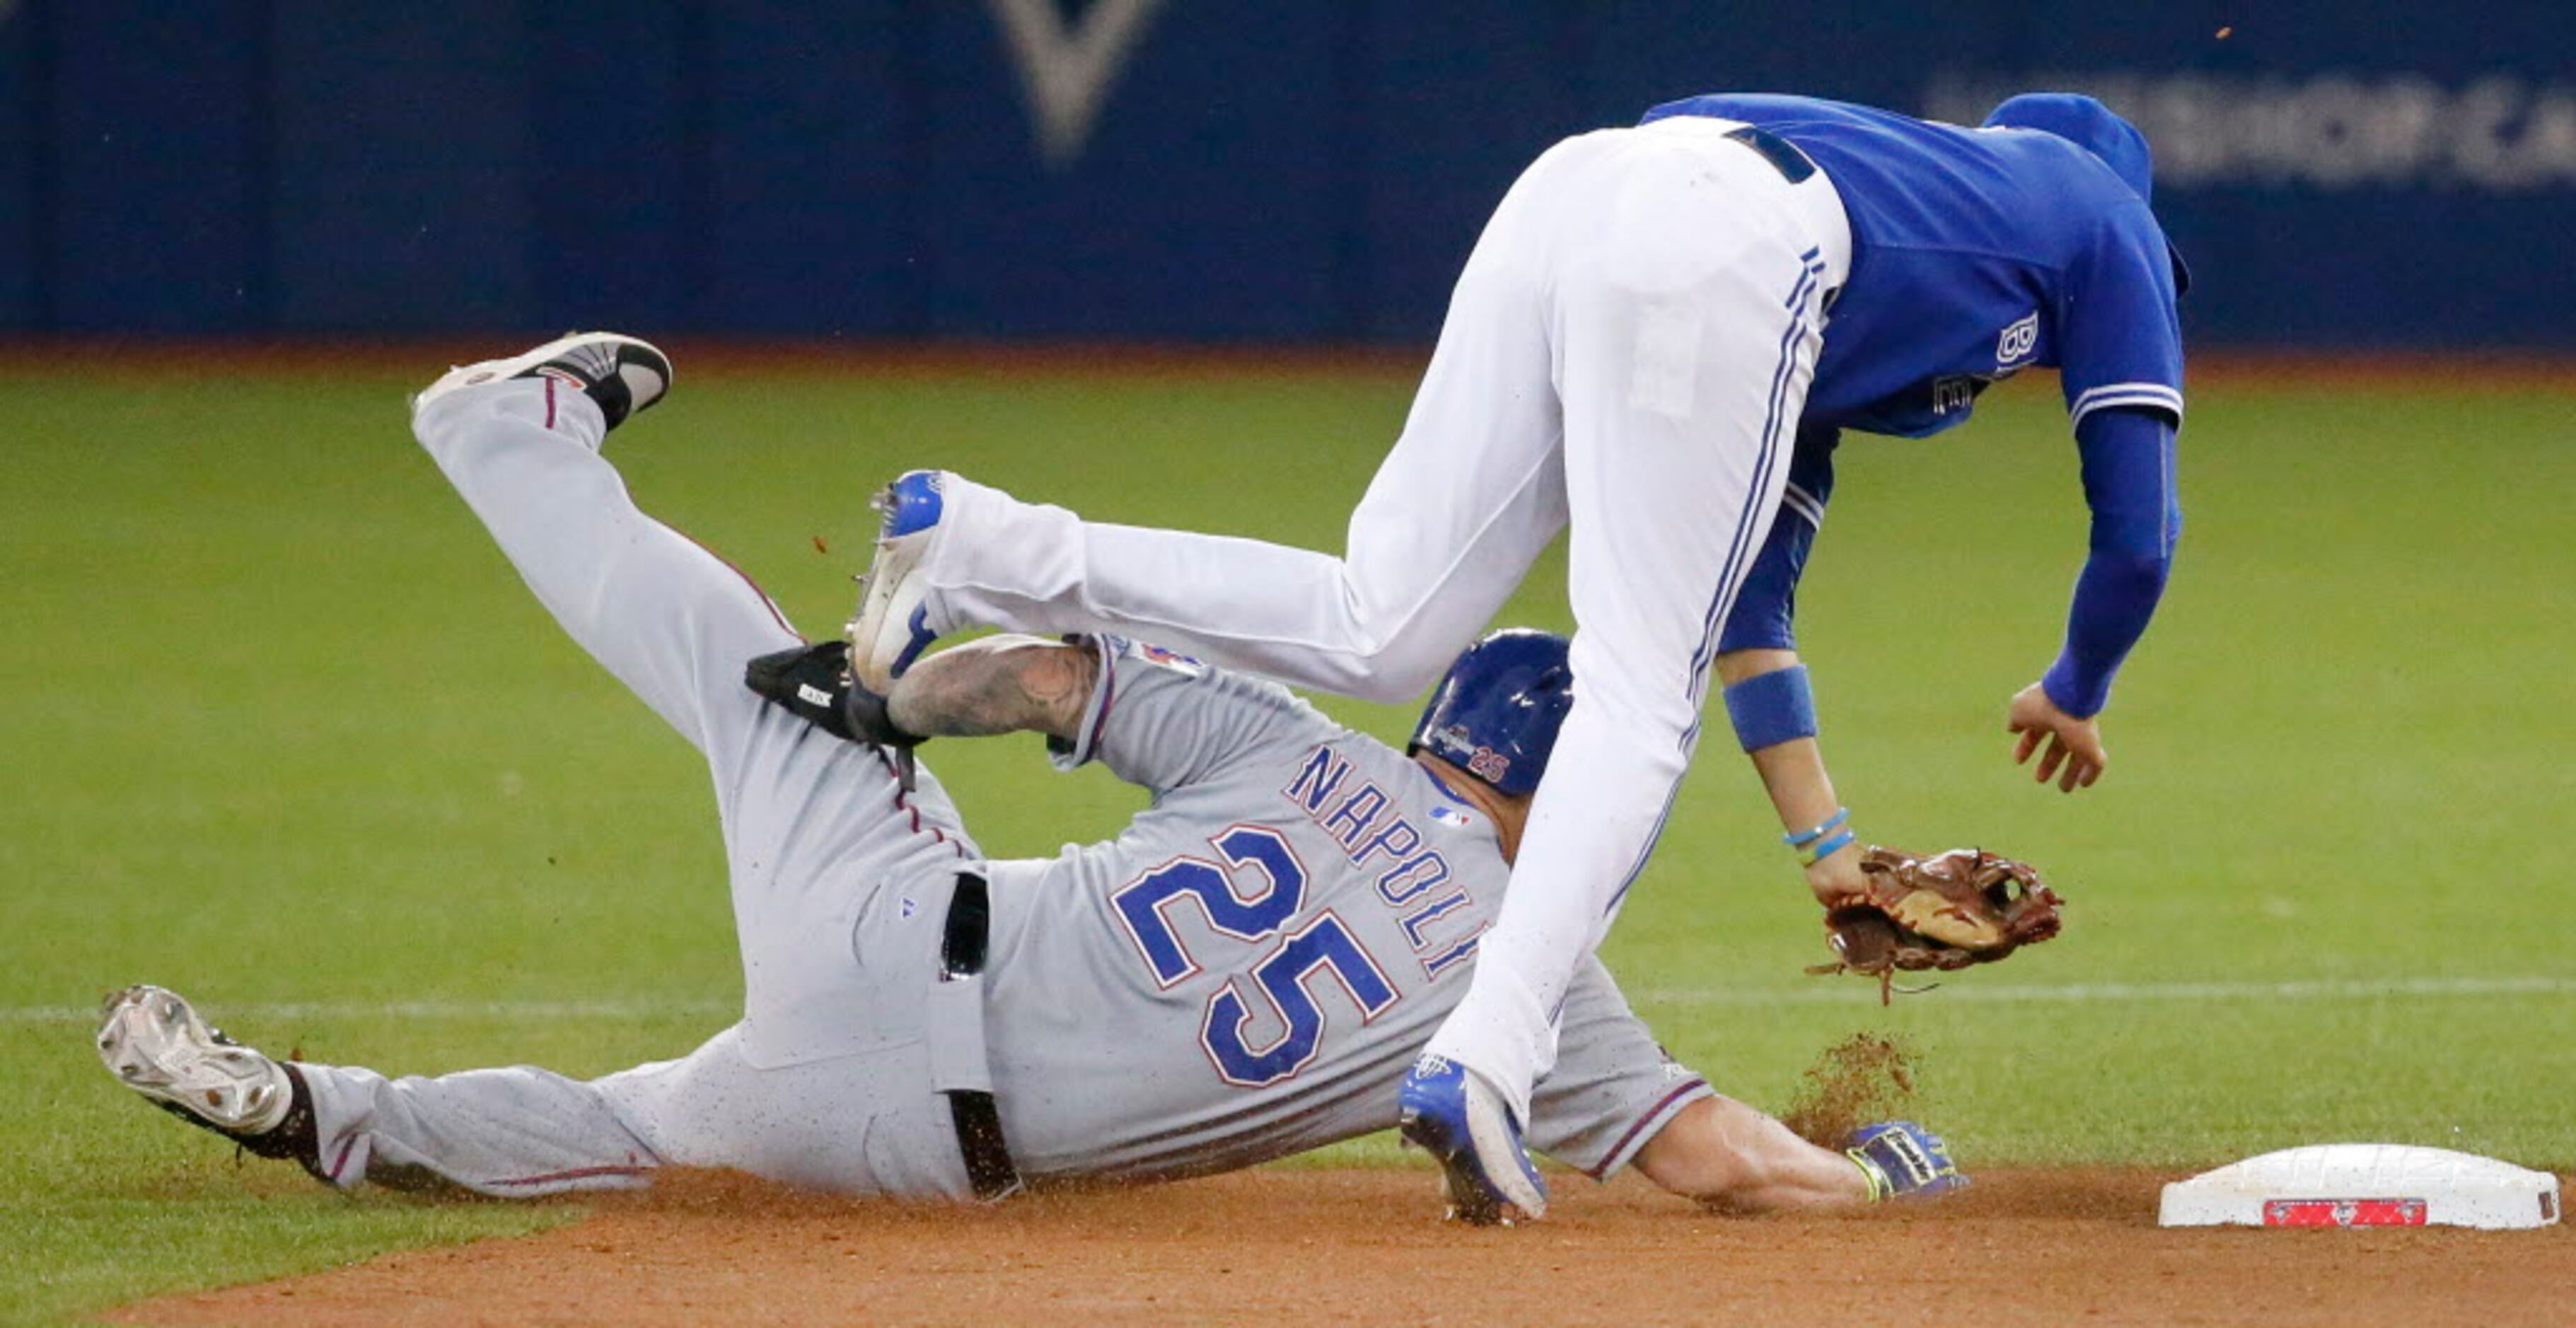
[
  {"xmin": 311, "ymin": 383, "xmax": 985, "ymax": 1197},
  {"xmin": 295, "ymin": 1024, "xmax": 970, "ymax": 1199},
  {"xmin": 922, "ymin": 134, "xmax": 1582, "ymax": 704},
  {"xmin": 295, "ymin": 1059, "xmax": 659, "ymax": 1196},
  {"xmin": 1429, "ymin": 124, "xmax": 1842, "ymax": 1114},
  {"xmin": 919, "ymin": 119, "xmax": 1848, "ymax": 1117},
  {"xmin": 409, "ymin": 378, "xmax": 800, "ymax": 769}
]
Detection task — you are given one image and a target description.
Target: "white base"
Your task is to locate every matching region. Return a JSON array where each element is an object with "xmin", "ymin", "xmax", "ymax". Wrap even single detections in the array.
[{"xmin": 2159, "ymin": 1144, "xmax": 2560, "ymax": 1230}]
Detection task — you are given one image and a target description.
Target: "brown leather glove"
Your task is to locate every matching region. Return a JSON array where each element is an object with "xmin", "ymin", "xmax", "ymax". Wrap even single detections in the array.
[{"xmin": 1809, "ymin": 846, "xmax": 2063, "ymax": 1002}]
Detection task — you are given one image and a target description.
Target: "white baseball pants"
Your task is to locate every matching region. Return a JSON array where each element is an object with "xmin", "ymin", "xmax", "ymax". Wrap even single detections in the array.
[{"xmin": 911, "ymin": 116, "xmax": 1851, "ymax": 1117}]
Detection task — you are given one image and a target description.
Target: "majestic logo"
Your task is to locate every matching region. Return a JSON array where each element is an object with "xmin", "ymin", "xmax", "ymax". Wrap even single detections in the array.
[
  {"xmin": 1996, "ymin": 311, "xmax": 2041, "ymax": 366},
  {"xmin": 1931, "ymin": 375, "xmax": 1978, "ymax": 415}
]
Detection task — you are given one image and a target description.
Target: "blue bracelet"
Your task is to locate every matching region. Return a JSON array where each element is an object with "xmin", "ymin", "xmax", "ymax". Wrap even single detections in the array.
[
  {"xmin": 1724, "ymin": 665, "xmax": 1819, "ymax": 752},
  {"xmin": 1804, "ymin": 827, "xmax": 1857, "ymax": 865},
  {"xmin": 1783, "ymin": 807, "xmax": 1850, "ymax": 849}
]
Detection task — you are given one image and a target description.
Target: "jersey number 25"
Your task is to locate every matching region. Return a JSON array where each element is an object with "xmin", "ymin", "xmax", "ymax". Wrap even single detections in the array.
[{"xmin": 1113, "ymin": 825, "xmax": 1400, "ymax": 1088}]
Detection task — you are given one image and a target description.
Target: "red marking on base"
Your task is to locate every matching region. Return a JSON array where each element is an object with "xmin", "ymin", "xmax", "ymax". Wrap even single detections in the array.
[
  {"xmin": 543, "ymin": 376, "xmax": 558, "ymax": 430},
  {"xmin": 2262, "ymin": 1198, "xmax": 2428, "ymax": 1227}
]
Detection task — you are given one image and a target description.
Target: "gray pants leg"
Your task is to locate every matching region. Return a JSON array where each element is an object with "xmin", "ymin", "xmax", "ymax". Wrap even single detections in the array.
[{"xmin": 286, "ymin": 382, "xmax": 982, "ymax": 1199}]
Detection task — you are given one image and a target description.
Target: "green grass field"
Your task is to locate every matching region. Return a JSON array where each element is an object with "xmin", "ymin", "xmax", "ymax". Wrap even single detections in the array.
[{"xmin": 2, "ymin": 354, "xmax": 2570, "ymax": 1321}]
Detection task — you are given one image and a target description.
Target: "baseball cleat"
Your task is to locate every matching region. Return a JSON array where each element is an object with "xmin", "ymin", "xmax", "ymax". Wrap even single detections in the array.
[
  {"xmin": 1843, "ymin": 1120, "xmax": 1968, "ymax": 1200},
  {"xmin": 844, "ymin": 469, "xmax": 950, "ymax": 691},
  {"xmin": 1398, "ymin": 1054, "xmax": 1548, "ymax": 1225},
  {"xmin": 412, "ymin": 332, "xmax": 674, "ymax": 430},
  {"xmin": 97, "ymin": 984, "xmax": 296, "ymax": 1140}
]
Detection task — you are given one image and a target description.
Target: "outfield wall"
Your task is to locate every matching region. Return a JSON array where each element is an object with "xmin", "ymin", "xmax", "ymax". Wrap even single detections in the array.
[{"xmin": 2, "ymin": 1, "xmax": 2569, "ymax": 346}]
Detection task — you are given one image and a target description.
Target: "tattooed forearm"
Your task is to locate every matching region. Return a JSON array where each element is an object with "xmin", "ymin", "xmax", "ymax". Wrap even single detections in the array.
[{"xmin": 885, "ymin": 635, "xmax": 1097, "ymax": 742}]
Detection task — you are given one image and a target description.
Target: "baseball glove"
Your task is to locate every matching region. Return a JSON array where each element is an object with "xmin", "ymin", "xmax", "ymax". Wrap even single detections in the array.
[{"xmin": 1808, "ymin": 846, "xmax": 2063, "ymax": 1002}]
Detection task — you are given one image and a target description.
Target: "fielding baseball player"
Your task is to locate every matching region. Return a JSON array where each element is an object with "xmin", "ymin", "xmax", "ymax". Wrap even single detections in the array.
[
  {"xmin": 95, "ymin": 336, "xmax": 1963, "ymax": 1220},
  {"xmin": 842, "ymin": 93, "xmax": 2184, "ymax": 1219}
]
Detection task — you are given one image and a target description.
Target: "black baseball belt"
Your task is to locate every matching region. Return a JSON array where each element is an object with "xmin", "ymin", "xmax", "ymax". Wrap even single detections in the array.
[
  {"xmin": 1723, "ymin": 123, "xmax": 1818, "ymax": 184},
  {"xmin": 939, "ymin": 872, "xmax": 1021, "ymax": 1200}
]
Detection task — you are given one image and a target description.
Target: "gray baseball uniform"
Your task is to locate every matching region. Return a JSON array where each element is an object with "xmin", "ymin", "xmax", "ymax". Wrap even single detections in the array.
[{"xmin": 320, "ymin": 378, "xmax": 1710, "ymax": 1200}]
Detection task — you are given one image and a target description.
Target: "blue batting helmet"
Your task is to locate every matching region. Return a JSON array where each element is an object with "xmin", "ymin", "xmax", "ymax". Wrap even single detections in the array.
[{"xmin": 1408, "ymin": 629, "xmax": 1574, "ymax": 798}]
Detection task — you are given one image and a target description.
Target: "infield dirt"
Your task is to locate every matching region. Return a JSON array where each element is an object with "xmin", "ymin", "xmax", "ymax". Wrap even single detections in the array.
[{"xmin": 111, "ymin": 1166, "xmax": 2568, "ymax": 1327}]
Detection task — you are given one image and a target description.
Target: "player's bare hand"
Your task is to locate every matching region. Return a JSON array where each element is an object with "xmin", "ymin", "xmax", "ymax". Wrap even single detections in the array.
[
  {"xmin": 2007, "ymin": 682, "xmax": 2106, "ymax": 792},
  {"xmin": 1803, "ymin": 841, "xmax": 1869, "ymax": 909}
]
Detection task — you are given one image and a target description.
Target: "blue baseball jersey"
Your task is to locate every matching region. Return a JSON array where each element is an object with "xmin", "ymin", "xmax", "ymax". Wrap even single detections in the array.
[{"xmin": 1642, "ymin": 94, "xmax": 2186, "ymax": 440}]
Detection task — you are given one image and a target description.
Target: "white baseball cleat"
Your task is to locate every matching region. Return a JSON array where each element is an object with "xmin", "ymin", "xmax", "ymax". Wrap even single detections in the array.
[
  {"xmin": 844, "ymin": 469, "xmax": 951, "ymax": 691},
  {"xmin": 412, "ymin": 332, "xmax": 674, "ymax": 430},
  {"xmin": 96, "ymin": 984, "xmax": 294, "ymax": 1138}
]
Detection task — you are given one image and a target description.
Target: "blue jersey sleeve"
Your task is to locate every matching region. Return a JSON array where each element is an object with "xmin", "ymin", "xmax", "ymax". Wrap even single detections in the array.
[
  {"xmin": 1717, "ymin": 426, "xmax": 1839, "ymax": 653},
  {"xmin": 2058, "ymin": 202, "xmax": 2186, "ymax": 429},
  {"xmin": 2040, "ymin": 407, "xmax": 2180, "ymax": 717}
]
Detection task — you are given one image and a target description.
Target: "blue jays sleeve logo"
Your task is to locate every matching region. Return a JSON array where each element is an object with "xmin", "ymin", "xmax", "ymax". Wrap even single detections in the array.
[{"xmin": 1996, "ymin": 310, "xmax": 2040, "ymax": 367}]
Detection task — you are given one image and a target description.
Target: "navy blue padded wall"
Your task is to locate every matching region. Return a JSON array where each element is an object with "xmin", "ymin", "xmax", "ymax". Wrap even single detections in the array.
[
  {"xmin": 3, "ymin": 1, "xmax": 2572, "ymax": 346},
  {"xmin": 519, "ymin": 0, "xmax": 695, "ymax": 334},
  {"xmin": 42, "ymin": 1, "xmax": 269, "ymax": 332},
  {"xmin": 268, "ymin": 1, "xmax": 535, "ymax": 331},
  {"xmin": 697, "ymin": 0, "xmax": 915, "ymax": 336},
  {"xmin": 1350, "ymin": 4, "xmax": 1572, "ymax": 343},
  {"xmin": 913, "ymin": 2, "xmax": 1350, "ymax": 340},
  {"xmin": 0, "ymin": 6, "xmax": 37, "ymax": 327}
]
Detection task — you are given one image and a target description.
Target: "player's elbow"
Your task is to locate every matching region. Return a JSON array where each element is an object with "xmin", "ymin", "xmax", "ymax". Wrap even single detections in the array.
[
  {"xmin": 2087, "ymin": 547, "xmax": 2174, "ymax": 594},
  {"xmin": 1348, "ymin": 657, "xmax": 1449, "ymax": 705},
  {"xmin": 1316, "ymin": 624, "xmax": 1462, "ymax": 704}
]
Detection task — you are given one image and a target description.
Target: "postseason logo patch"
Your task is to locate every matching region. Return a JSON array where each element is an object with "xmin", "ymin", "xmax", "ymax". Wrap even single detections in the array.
[{"xmin": 1121, "ymin": 639, "xmax": 1207, "ymax": 677}]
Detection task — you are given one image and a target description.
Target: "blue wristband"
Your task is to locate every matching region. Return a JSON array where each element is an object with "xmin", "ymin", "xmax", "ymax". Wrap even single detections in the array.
[
  {"xmin": 1783, "ymin": 807, "xmax": 1850, "ymax": 849},
  {"xmin": 1804, "ymin": 827, "xmax": 1857, "ymax": 865},
  {"xmin": 1724, "ymin": 665, "xmax": 1818, "ymax": 752}
]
